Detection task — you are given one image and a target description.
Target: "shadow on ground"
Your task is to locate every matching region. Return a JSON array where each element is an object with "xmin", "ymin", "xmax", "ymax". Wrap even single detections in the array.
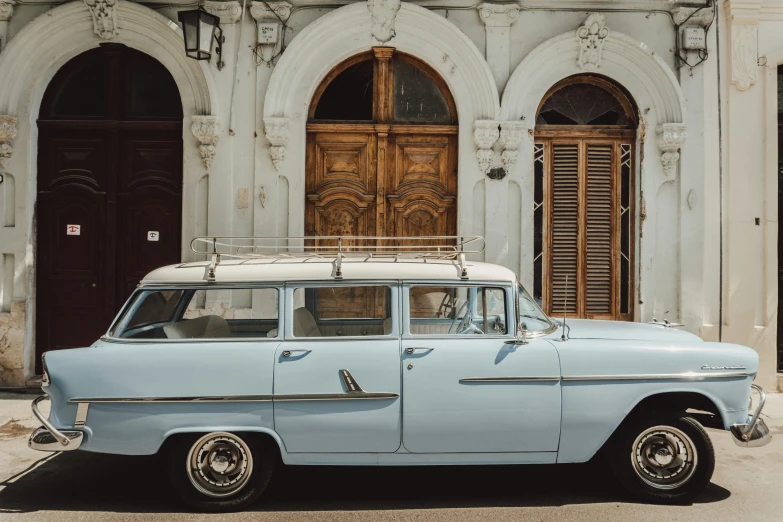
[{"xmin": 0, "ymin": 452, "xmax": 731, "ymax": 514}]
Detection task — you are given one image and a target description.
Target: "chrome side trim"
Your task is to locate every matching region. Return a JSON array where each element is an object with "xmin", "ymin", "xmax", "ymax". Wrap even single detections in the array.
[
  {"xmin": 459, "ymin": 377, "xmax": 561, "ymax": 383},
  {"xmin": 69, "ymin": 369, "xmax": 398, "ymax": 404},
  {"xmin": 31, "ymin": 395, "xmax": 73, "ymax": 447},
  {"xmin": 561, "ymin": 372, "xmax": 750, "ymax": 382},
  {"xmin": 29, "ymin": 427, "xmax": 83, "ymax": 452},
  {"xmin": 74, "ymin": 402, "xmax": 89, "ymax": 427}
]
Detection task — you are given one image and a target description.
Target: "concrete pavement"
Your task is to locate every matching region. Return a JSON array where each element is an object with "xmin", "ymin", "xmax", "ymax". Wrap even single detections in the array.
[{"xmin": 0, "ymin": 390, "xmax": 781, "ymax": 522}]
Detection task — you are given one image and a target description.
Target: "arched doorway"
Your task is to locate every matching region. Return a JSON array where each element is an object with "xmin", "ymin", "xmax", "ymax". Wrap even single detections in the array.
[
  {"xmin": 306, "ymin": 47, "xmax": 458, "ymax": 242},
  {"xmin": 533, "ymin": 75, "xmax": 636, "ymax": 321},
  {"xmin": 35, "ymin": 43, "xmax": 183, "ymax": 368}
]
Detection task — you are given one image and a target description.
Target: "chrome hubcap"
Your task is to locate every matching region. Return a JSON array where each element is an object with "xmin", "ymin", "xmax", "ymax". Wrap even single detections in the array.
[
  {"xmin": 631, "ymin": 425, "xmax": 697, "ymax": 490},
  {"xmin": 187, "ymin": 432, "xmax": 253, "ymax": 498}
]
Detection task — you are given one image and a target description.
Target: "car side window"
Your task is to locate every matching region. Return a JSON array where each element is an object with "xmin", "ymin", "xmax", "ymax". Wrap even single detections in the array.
[
  {"xmin": 110, "ymin": 288, "xmax": 279, "ymax": 340},
  {"xmin": 291, "ymin": 286, "xmax": 393, "ymax": 337},
  {"xmin": 409, "ymin": 286, "xmax": 508, "ymax": 335}
]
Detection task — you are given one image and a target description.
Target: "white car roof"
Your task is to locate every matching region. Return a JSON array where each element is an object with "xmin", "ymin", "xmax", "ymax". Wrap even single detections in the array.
[{"xmin": 140, "ymin": 257, "xmax": 517, "ymax": 285}]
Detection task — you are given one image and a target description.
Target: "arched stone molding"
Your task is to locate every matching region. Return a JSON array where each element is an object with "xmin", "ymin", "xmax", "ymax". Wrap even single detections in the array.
[
  {"xmin": 263, "ymin": 2, "xmax": 499, "ymax": 240},
  {"xmin": 0, "ymin": 1, "xmax": 220, "ymax": 383},
  {"xmin": 500, "ymin": 23, "xmax": 688, "ymax": 321}
]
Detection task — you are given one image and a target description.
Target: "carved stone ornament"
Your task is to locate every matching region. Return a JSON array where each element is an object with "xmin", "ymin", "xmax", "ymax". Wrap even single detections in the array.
[
  {"xmin": 191, "ymin": 116, "xmax": 220, "ymax": 170},
  {"xmin": 250, "ymin": 1, "xmax": 292, "ymax": 22},
  {"xmin": 656, "ymin": 123, "xmax": 687, "ymax": 181},
  {"xmin": 367, "ymin": 0, "xmax": 401, "ymax": 44},
  {"xmin": 477, "ymin": 3, "xmax": 519, "ymax": 27},
  {"xmin": 84, "ymin": 0, "xmax": 119, "ymax": 40},
  {"xmin": 202, "ymin": 1, "xmax": 243, "ymax": 24},
  {"xmin": 473, "ymin": 120, "xmax": 500, "ymax": 174},
  {"xmin": 498, "ymin": 121, "xmax": 525, "ymax": 170},
  {"xmin": 730, "ymin": 23, "xmax": 758, "ymax": 91},
  {"xmin": 0, "ymin": 115, "xmax": 17, "ymax": 171},
  {"xmin": 264, "ymin": 117, "xmax": 289, "ymax": 171},
  {"xmin": 576, "ymin": 13, "xmax": 609, "ymax": 71},
  {"xmin": 0, "ymin": 1, "xmax": 15, "ymax": 23}
]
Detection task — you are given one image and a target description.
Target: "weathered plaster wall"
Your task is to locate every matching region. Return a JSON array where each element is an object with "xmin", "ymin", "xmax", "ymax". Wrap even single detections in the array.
[{"xmin": 0, "ymin": 301, "xmax": 25, "ymax": 386}]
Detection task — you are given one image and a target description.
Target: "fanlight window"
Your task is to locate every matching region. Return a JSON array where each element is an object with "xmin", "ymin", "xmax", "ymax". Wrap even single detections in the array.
[
  {"xmin": 310, "ymin": 52, "xmax": 455, "ymax": 123},
  {"xmin": 534, "ymin": 76, "xmax": 636, "ymax": 321}
]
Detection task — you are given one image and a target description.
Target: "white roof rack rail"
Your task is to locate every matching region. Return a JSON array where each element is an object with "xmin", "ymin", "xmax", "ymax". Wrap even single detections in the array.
[{"xmin": 190, "ymin": 236, "xmax": 486, "ymax": 281}]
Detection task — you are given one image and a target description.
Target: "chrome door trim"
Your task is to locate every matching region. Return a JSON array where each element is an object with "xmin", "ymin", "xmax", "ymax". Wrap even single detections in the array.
[
  {"xmin": 561, "ymin": 372, "xmax": 751, "ymax": 382},
  {"xmin": 459, "ymin": 377, "xmax": 561, "ymax": 383},
  {"xmin": 69, "ymin": 370, "xmax": 399, "ymax": 404}
]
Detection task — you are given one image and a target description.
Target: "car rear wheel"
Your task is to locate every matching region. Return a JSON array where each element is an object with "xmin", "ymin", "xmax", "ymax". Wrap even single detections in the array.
[
  {"xmin": 609, "ymin": 412, "xmax": 715, "ymax": 504},
  {"xmin": 168, "ymin": 432, "xmax": 275, "ymax": 512}
]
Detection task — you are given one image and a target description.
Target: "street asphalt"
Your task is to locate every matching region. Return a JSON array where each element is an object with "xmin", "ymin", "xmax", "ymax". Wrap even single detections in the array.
[{"xmin": 0, "ymin": 390, "xmax": 781, "ymax": 522}]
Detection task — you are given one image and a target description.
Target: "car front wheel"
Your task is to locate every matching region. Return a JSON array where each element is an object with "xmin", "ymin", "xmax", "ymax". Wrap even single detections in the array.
[
  {"xmin": 609, "ymin": 412, "xmax": 715, "ymax": 504},
  {"xmin": 168, "ymin": 432, "xmax": 275, "ymax": 512}
]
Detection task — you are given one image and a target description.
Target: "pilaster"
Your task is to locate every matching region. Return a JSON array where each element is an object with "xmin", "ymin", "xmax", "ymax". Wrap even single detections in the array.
[
  {"xmin": 250, "ymin": 1, "xmax": 291, "ymax": 64},
  {"xmin": 477, "ymin": 3, "xmax": 519, "ymax": 93}
]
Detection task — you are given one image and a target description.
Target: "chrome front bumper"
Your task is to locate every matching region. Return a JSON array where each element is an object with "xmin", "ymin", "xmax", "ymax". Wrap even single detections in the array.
[
  {"xmin": 28, "ymin": 395, "xmax": 83, "ymax": 452},
  {"xmin": 730, "ymin": 384, "xmax": 772, "ymax": 448}
]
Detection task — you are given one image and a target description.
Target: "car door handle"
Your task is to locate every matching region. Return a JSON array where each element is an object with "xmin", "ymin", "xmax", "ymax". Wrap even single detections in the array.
[
  {"xmin": 282, "ymin": 349, "xmax": 312, "ymax": 357},
  {"xmin": 405, "ymin": 347, "xmax": 434, "ymax": 354}
]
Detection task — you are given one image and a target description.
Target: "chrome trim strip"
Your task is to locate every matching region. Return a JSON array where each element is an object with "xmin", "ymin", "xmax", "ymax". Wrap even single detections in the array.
[
  {"xmin": 561, "ymin": 372, "xmax": 750, "ymax": 382},
  {"xmin": 459, "ymin": 377, "xmax": 561, "ymax": 383},
  {"xmin": 31, "ymin": 395, "xmax": 73, "ymax": 447},
  {"xmin": 74, "ymin": 402, "xmax": 89, "ymax": 427},
  {"xmin": 69, "ymin": 369, "xmax": 399, "ymax": 404}
]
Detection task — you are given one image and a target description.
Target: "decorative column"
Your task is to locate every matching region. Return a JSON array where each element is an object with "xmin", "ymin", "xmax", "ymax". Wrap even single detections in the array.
[
  {"xmin": 202, "ymin": 0, "xmax": 243, "ymax": 24},
  {"xmin": 250, "ymin": 1, "xmax": 292, "ymax": 64},
  {"xmin": 191, "ymin": 116, "xmax": 220, "ymax": 170},
  {"xmin": 477, "ymin": 3, "xmax": 519, "ymax": 93},
  {"xmin": 0, "ymin": 1, "xmax": 14, "ymax": 51},
  {"xmin": 263, "ymin": 117, "xmax": 289, "ymax": 171},
  {"xmin": 0, "ymin": 115, "xmax": 16, "ymax": 173}
]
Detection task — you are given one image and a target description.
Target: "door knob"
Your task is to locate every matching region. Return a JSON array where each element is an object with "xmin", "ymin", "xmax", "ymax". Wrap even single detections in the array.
[
  {"xmin": 283, "ymin": 349, "xmax": 312, "ymax": 357},
  {"xmin": 405, "ymin": 347, "xmax": 434, "ymax": 354}
]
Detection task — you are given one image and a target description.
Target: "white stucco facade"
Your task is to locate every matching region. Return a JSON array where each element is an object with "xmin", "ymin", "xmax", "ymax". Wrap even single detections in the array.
[{"xmin": 0, "ymin": 0, "xmax": 779, "ymax": 391}]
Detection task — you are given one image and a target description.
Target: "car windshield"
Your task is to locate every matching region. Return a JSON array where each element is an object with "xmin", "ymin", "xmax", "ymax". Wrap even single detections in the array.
[{"xmin": 517, "ymin": 283, "xmax": 554, "ymax": 333}]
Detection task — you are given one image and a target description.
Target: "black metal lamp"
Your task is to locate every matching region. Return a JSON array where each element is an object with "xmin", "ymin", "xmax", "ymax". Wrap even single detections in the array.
[{"xmin": 178, "ymin": 8, "xmax": 225, "ymax": 70}]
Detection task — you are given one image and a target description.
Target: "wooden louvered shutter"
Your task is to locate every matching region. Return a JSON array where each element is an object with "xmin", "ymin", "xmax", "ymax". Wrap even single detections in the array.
[
  {"xmin": 550, "ymin": 143, "xmax": 579, "ymax": 314},
  {"xmin": 539, "ymin": 138, "xmax": 633, "ymax": 321},
  {"xmin": 585, "ymin": 144, "xmax": 614, "ymax": 315}
]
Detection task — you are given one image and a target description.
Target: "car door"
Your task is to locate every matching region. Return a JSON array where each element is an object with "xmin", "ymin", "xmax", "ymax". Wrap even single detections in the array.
[
  {"xmin": 273, "ymin": 283, "xmax": 402, "ymax": 453},
  {"xmin": 401, "ymin": 283, "xmax": 562, "ymax": 453}
]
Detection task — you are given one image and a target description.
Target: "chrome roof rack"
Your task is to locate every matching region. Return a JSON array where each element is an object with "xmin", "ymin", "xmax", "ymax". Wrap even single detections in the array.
[{"xmin": 190, "ymin": 236, "xmax": 486, "ymax": 281}]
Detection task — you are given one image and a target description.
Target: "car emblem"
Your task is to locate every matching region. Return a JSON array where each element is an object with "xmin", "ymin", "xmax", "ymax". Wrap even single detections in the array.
[{"xmin": 701, "ymin": 365, "xmax": 747, "ymax": 371}]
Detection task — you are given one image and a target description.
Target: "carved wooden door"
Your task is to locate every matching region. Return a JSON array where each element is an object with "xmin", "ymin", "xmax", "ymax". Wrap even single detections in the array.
[
  {"xmin": 305, "ymin": 48, "xmax": 457, "ymax": 317},
  {"xmin": 35, "ymin": 44, "xmax": 183, "ymax": 370}
]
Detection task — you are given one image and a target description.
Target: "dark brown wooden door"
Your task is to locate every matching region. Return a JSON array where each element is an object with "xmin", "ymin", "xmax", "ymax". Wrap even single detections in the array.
[{"xmin": 35, "ymin": 45, "xmax": 182, "ymax": 369}]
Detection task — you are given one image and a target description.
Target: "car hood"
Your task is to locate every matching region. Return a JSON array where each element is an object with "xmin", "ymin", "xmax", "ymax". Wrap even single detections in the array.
[{"xmin": 547, "ymin": 319, "xmax": 703, "ymax": 343}]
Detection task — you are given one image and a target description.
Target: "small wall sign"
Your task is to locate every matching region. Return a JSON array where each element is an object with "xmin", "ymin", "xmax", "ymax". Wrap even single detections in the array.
[
  {"xmin": 147, "ymin": 231, "xmax": 160, "ymax": 242},
  {"xmin": 66, "ymin": 224, "xmax": 81, "ymax": 235}
]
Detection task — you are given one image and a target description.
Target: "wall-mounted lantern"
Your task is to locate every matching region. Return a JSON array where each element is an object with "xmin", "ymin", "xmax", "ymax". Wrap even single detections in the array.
[{"xmin": 178, "ymin": 8, "xmax": 225, "ymax": 71}]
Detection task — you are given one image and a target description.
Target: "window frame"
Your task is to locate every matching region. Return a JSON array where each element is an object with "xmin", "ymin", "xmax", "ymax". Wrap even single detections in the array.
[
  {"xmin": 285, "ymin": 281, "xmax": 400, "ymax": 341},
  {"xmin": 103, "ymin": 285, "xmax": 283, "ymax": 343},
  {"xmin": 403, "ymin": 282, "xmax": 514, "ymax": 339}
]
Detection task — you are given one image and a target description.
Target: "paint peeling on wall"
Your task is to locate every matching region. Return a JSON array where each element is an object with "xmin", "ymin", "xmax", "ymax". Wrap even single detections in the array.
[{"xmin": 0, "ymin": 301, "xmax": 25, "ymax": 386}]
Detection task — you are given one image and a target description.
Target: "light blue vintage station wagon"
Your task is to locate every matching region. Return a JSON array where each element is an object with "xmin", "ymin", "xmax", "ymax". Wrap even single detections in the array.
[{"xmin": 29, "ymin": 236, "xmax": 770, "ymax": 511}]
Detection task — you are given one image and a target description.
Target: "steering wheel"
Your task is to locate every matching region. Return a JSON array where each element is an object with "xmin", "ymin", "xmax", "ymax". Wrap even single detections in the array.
[{"xmin": 448, "ymin": 300, "xmax": 470, "ymax": 334}]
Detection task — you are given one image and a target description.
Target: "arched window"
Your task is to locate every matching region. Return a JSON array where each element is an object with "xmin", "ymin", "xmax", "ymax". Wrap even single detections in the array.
[{"xmin": 533, "ymin": 75, "xmax": 636, "ymax": 321}]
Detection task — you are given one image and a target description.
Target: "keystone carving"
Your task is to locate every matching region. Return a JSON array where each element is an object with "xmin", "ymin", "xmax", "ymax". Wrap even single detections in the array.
[
  {"xmin": 576, "ymin": 13, "xmax": 608, "ymax": 71},
  {"xmin": 0, "ymin": 1, "xmax": 15, "ymax": 22},
  {"xmin": 264, "ymin": 117, "xmax": 289, "ymax": 171},
  {"xmin": 0, "ymin": 115, "xmax": 17, "ymax": 171},
  {"xmin": 498, "ymin": 121, "xmax": 525, "ymax": 170},
  {"xmin": 473, "ymin": 120, "xmax": 500, "ymax": 174},
  {"xmin": 202, "ymin": 1, "xmax": 243, "ymax": 24},
  {"xmin": 367, "ymin": 0, "xmax": 401, "ymax": 44},
  {"xmin": 84, "ymin": 0, "xmax": 119, "ymax": 40},
  {"xmin": 657, "ymin": 123, "xmax": 687, "ymax": 181},
  {"xmin": 191, "ymin": 116, "xmax": 220, "ymax": 170}
]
